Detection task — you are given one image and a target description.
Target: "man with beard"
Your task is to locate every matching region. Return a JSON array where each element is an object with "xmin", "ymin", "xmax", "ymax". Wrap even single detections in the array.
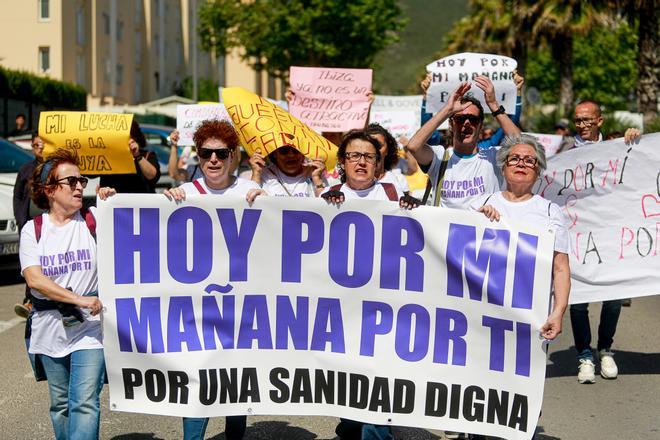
[{"xmin": 407, "ymin": 76, "xmax": 520, "ymax": 208}]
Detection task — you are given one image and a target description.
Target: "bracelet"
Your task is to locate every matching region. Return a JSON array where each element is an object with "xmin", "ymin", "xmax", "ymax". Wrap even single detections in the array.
[{"xmin": 491, "ymin": 105, "xmax": 506, "ymax": 117}]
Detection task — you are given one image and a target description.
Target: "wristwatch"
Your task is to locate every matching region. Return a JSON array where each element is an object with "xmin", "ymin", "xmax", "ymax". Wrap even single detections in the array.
[{"xmin": 491, "ymin": 105, "xmax": 506, "ymax": 117}]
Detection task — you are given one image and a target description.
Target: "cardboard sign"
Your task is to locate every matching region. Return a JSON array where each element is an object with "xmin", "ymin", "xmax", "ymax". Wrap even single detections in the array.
[
  {"xmin": 426, "ymin": 53, "xmax": 517, "ymax": 114},
  {"xmin": 39, "ymin": 111, "xmax": 135, "ymax": 174},
  {"xmin": 222, "ymin": 87, "xmax": 338, "ymax": 170},
  {"xmin": 98, "ymin": 195, "xmax": 553, "ymax": 440},
  {"xmin": 176, "ymin": 104, "xmax": 231, "ymax": 146},
  {"xmin": 289, "ymin": 66, "xmax": 373, "ymax": 132},
  {"xmin": 370, "ymin": 95, "xmax": 424, "ymax": 142}
]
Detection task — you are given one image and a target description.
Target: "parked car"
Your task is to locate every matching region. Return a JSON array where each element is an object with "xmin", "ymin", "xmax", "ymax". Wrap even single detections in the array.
[{"xmin": 0, "ymin": 139, "xmax": 32, "ymax": 256}]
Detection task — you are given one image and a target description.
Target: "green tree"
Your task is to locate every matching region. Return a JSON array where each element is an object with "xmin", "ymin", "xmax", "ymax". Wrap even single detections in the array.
[{"xmin": 198, "ymin": 0, "xmax": 407, "ymax": 80}]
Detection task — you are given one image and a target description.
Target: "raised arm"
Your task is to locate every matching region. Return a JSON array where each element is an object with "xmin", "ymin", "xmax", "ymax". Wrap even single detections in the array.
[{"xmin": 474, "ymin": 75, "xmax": 521, "ymax": 138}]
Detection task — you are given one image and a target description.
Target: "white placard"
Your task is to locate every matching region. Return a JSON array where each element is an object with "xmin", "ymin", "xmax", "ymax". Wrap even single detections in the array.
[{"xmin": 176, "ymin": 104, "xmax": 231, "ymax": 146}]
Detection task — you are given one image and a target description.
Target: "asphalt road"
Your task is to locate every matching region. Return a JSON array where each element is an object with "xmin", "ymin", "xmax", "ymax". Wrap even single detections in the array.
[{"xmin": 1, "ymin": 258, "xmax": 658, "ymax": 439}]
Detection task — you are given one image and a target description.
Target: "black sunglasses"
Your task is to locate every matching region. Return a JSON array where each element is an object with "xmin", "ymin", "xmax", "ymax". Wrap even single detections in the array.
[
  {"xmin": 55, "ymin": 176, "xmax": 88, "ymax": 190},
  {"xmin": 452, "ymin": 114, "xmax": 481, "ymax": 125},
  {"xmin": 197, "ymin": 147, "xmax": 233, "ymax": 160}
]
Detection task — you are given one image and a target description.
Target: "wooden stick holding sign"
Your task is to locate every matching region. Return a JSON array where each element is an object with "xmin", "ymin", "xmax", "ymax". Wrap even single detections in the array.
[
  {"xmin": 39, "ymin": 111, "xmax": 135, "ymax": 174},
  {"xmin": 426, "ymin": 52, "xmax": 518, "ymax": 114}
]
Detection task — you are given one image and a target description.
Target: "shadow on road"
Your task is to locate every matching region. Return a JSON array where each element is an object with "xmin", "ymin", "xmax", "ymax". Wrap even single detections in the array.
[
  {"xmin": 209, "ymin": 421, "xmax": 320, "ymax": 440},
  {"xmin": 547, "ymin": 347, "xmax": 660, "ymax": 378},
  {"xmin": 110, "ymin": 434, "xmax": 166, "ymax": 440},
  {"xmin": 0, "ymin": 256, "xmax": 22, "ymax": 286},
  {"xmin": 534, "ymin": 425, "xmax": 561, "ymax": 439}
]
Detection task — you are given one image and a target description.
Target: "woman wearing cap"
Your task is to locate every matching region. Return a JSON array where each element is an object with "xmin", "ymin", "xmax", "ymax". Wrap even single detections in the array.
[{"xmin": 20, "ymin": 148, "xmax": 115, "ymax": 440}]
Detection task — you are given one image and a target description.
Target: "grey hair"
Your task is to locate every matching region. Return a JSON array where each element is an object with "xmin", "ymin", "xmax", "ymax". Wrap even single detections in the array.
[{"xmin": 496, "ymin": 134, "xmax": 547, "ymax": 173}]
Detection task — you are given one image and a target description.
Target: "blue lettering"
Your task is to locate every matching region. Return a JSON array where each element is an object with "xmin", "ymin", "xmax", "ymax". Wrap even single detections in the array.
[
  {"xmin": 237, "ymin": 295, "xmax": 273, "ymax": 349},
  {"xmin": 329, "ymin": 212, "xmax": 374, "ymax": 288},
  {"xmin": 310, "ymin": 298, "xmax": 345, "ymax": 353},
  {"xmin": 116, "ymin": 297, "xmax": 164, "ymax": 353},
  {"xmin": 395, "ymin": 304, "xmax": 430, "ymax": 361},
  {"xmin": 360, "ymin": 301, "xmax": 393, "ymax": 356},
  {"xmin": 380, "ymin": 216, "xmax": 425, "ymax": 292},
  {"xmin": 202, "ymin": 295, "xmax": 235, "ymax": 350},
  {"xmin": 114, "ymin": 208, "xmax": 160, "ymax": 284},
  {"xmin": 512, "ymin": 233, "xmax": 538, "ymax": 310},
  {"xmin": 216, "ymin": 209, "xmax": 261, "ymax": 282},
  {"xmin": 167, "ymin": 296, "xmax": 202, "ymax": 352},
  {"xmin": 167, "ymin": 207, "xmax": 212, "ymax": 283},
  {"xmin": 275, "ymin": 295, "xmax": 309, "ymax": 350},
  {"xmin": 281, "ymin": 210, "xmax": 324, "ymax": 283},
  {"xmin": 433, "ymin": 308, "xmax": 467, "ymax": 365},
  {"xmin": 482, "ymin": 315, "xmax": 514, "ymax": 372}
]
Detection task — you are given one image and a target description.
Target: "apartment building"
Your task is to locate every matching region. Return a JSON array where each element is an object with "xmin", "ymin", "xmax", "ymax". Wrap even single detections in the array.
[{"xmin": 0, "ymin": 0, "xmax": 282, "ymax": 106}]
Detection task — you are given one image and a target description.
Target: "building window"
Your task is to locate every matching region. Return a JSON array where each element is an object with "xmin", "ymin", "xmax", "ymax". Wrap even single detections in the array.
[
  {"xmin": 38, "ymin": 0, "xmax": 50, "ymax": 20},
  {"xmin": 103, "ymin": 13, "xmax": 110, "ymax": 35},
  {"xmin": 117, "ymin": 20, "xmax": 123, "ymax": 41},
  {"xmin": 76, "ymin": 8, "xmax": 85, "ymax": 45},
  {"xmin": 104, "ymin": 59, "xmax": 112, "ymax": 82},
  {"xmin": 38, "ymin": 47, "xmax": 50, "ymax": 73},
  {"xmin": 76, "ymin": 54, "xmax": 86, "ymax": 87},
  {"xmin": 117, "ymin": 64, "xmax": 124, "ymax": 86},
  {"xmin": 134, "ymin": 31, "xmax": 142, "ymax": 64},
  {"xmin": 134, "ymin": 0, "xmax": 143, "ymax": 24}
]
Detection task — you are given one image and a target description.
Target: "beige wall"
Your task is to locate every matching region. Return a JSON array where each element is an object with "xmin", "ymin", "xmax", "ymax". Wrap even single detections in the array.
[{"xmin": 0, "ymin": 0, "xmax": 281, "ymax": 105}]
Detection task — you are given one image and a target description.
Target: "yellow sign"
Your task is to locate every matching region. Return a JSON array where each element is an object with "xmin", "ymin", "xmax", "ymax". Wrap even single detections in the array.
[
  {"xmin": 222, "ymin": 87, "xmax": 338, "ymax": 170},
  {"xmin": 39, "ymin": 112, "xmax": 135, "ymax": 174}
]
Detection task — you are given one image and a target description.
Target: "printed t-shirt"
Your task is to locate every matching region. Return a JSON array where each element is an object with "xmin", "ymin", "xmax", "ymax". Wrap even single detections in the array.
[
  {"xmin": 261, "ymin": 164, "xmax": 317, "ymax": 197},
  {"xmin": 425, "ymin": 145, "xmax": 503, "ymax": 209},
  {"xmin": 180, "ymin": 176, "xmax": 260, "ymax": 195},
  {"xmin": 19, "ymin": 208, "xmax": 102, "ymax": 357},
  {"xmin": 469, "ymin": 192, "xmax": 570, "ymax": 253},
  {"xmin": 379, "ymin": 169, "xmax": 410, "ymax": 194},
  {"xmin": 321, "ymin": 181, "xmax": 403, "ymax": 201}
]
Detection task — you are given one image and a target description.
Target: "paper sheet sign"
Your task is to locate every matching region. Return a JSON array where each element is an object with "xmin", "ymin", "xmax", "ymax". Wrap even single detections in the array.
[
  {"xmin": 222, "ymin": 87, "xmax": 338, "ymax": 170},
  {"xmin": 176, "ymin": 104, "xmax": 231, "ymax": 146},
  {"xmin": 289, "ymin": 66, "xmax": 373, "ymax": 132},
  {"xmin": 426, "ymin": 53, "xmax": 517, "ymax": 115},
  {"xmin": 39, "ymin": 111, "xmax": 135, "ymax": 174}
]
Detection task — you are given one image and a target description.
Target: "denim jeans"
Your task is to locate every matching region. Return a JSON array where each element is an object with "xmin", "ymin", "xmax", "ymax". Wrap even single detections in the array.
[
  {"xmin": 570, "ymin": 300, "xmax": 622, "ymax": 359},
  {"xmin": 183, "ymin": 415, "xmax": 247, "ymax": 440},
  {"xmin": 40, "ymin": 348, "xmax": 105, "ymax": 440},
  {"xmin": 336, "ymin": 418, "xmax": 393, "ymax": 440}
]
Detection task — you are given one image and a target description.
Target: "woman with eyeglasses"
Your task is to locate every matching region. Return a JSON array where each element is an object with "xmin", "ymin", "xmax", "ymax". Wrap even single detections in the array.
[
  {"xmin": 470, "ymin": 134, "xmax": 570, "ymax": 342},
  {"xmin": 19, "ymin": 148, "xmax": 116, "ymax": 440},
  {"xmin": 248, "ymin": 144, "xmax": 327, "ymax": 197},
  {"xmin": 164, "ymin": 119, "xmax": 262, "ymax": 440}
]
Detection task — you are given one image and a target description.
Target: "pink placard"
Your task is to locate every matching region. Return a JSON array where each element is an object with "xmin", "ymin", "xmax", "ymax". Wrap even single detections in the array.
[{"xmin": 289, "ymin": 66, "xmax": 373, "ymax": 132}]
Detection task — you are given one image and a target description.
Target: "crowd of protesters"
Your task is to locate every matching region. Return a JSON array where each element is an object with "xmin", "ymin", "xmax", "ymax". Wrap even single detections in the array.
[{"xmin": 11, "ymin": 67, "xmax": 643, "ymax": 440}]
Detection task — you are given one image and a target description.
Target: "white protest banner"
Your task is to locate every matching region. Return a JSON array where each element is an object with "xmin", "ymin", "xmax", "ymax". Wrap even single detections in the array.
[
  {"xmin": 524, "ymin": 132, "xmax": 563, "ymax": 158},
  {"xmin": 370, "ymin": 95, "xmax": 423, "ymax": 142},
  {"xmin": 176, "ymin": 104, "xmax": 231, "ymax": 146},
  {"xmin": 289, "ymin": 66, "xmax": 373, "ymax": 132},
  {"xmin": 426, "ymin": 53, "xmax": 517, "ymax": 114},
  {"xmin": 98, "ymin": 195, "xmax": 554, "ymax": 440},
  {"xmin": 535, "ymin": 133, "xmax": 660, "ymax": 304}
]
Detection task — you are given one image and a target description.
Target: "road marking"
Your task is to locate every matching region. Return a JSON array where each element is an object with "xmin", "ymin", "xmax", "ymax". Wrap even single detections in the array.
[{"xmin": 0, "ymin": 317, "xmax": 24, "ymax": 334}]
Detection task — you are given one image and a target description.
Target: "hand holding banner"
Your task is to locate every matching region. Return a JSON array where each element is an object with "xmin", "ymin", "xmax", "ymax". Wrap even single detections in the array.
[
  {"xmin": 222, "ymin": 87, "xmax": 338, "ymax": 170},
  {"xmin": 39, "ymin": 111, "xmax": 135, "ymax": 174},
  {"xmin": 426, "ymin": 53, "xmax": 517, "ymax": 114},
  {"xmin": 176, "ymin": 104, "xmax": 231, "ymax": 146},
  {"xmin": 289, "ymin": 66, "xmax": 373, "ymax": 132}
]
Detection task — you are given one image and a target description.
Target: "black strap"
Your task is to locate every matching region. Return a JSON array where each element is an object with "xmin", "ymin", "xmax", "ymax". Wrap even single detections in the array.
[{"xmin": 422, "ymin": 148, "xmax": 451, "ymax": 206}]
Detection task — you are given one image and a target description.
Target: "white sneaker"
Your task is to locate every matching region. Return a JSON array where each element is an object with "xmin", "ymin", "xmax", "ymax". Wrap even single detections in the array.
[
  {"xmin": 600, "ymin": 350, "xmax": 618, "ymax": 379},
  {"xmin": 577, "ymin": 358, "xmax": 596, "ymax": 384}
]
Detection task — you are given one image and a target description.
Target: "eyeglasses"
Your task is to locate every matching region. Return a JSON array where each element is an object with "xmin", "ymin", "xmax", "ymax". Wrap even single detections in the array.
[
  {"xmin": 506, "ymin": 155, "xmax": 538, "ymax": 168},
  {"xmin": 275, "ymin": 146, "xmax": 300, "ymax": 156},
  {"xmin": 573, "ymin": 118, "xmax": 598, "ymax": 127},
  {"xmin": 55, "ymin": 176, "xmax": 89, "ymax": 189},
  {"xmin": 452, "ymin": 114, "xmax": 481, "ymax": 125},
  {"xmin": 344, "ymin": 151, "xmax": 378, "ymax": 164},
  {"xmin": 197, "ymin": 147, "xmax": 233, "ymax": 160}
]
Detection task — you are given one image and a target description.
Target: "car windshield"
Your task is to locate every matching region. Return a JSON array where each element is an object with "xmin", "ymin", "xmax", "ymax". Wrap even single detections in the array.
[{"xmin": 0, "ymin": 139, "xmax": 32, "ymax": 172}]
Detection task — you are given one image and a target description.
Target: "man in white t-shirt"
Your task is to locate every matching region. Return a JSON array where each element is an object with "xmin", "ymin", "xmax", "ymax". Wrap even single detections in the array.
[{"xmin": 407, "ymin": 77, "xmax": 521, "ymax": 209}]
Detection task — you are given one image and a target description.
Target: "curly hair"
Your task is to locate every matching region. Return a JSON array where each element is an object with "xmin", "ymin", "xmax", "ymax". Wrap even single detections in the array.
[
  {"xmin": 31, "ymin": 148, "xmax": 80, "ymax": 210},
  {"xmin": 130, "ymin": 120, "xmax": 147, "ymax": 150},
  {"xmin": 193, "ymin": 120, "xmax": 240, "ymax": 151},
  {"xmin": 365, "ymin": 123, "xmax": 399, "ymax": 171},
  {"xmin": 337, "ymin": 130, "xmax": 381, "ymax": 183}
]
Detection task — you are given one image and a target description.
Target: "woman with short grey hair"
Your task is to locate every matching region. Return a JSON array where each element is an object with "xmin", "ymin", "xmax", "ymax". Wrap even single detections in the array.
[{"xmin": 496, "ymin": 134, "xmax": 547, "ymax": 173}]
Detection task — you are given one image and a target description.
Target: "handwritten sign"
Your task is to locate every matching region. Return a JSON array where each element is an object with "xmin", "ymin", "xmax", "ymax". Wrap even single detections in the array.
[
  {"xmin": 369, "ymin": 95, "xmax": 423, "ymax": 142},
  {"xmin": 222, "ymin": 87, "xmax": 338, "ymax": 170},
  {"xmin": 176, "ymin": 104, "xmax": 231, "ymax": 146},
  {"xmin": 98, "ymin": 195, "xmax": 554, "ymax": 440},
  {"xmin": 39, "ymin": 111, "xmax": 135, "ymax": 174},
  {"xmin": 426, "ymin": 53, "xmax": 517, "ymax": 114},
  {"xmin": 289, "ymin": 66, "xmax": 373, "ymax": 132},
  {"xmin": 523, "ymin": 133, "xmax": 564, "ymax": 158},
  {"xmin": 535, "ymin": 133, "xmax": 660, "ymax": 304}
]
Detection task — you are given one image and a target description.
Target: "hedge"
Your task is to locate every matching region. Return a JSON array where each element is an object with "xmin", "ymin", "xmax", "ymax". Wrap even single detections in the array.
[{"xmin": 0, "ymin": 66, "xmax": 86, "ymax": 110}]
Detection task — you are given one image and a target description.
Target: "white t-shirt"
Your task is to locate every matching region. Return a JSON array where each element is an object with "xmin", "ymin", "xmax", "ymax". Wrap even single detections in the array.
[
  {"xmin": 425, "ymin": 145, "xmax": 503, "ymax": 209},
  {"xmin": 19, "ymin": 209, "xmax": 102, "ymax": 358},
  {"xmin": 469, "ymin": 192, "xmax": 570, "ymax": 253},
  {"xmin": 379, "ymin": 169, "xmax": 410, "ymax": 194},
  {"xmin": 180, "ymin": 176, "xmax": 260, "ymax": 196},
  {"xmin": 322, "ymin": 181, "xmax": 403, "ymax": 201},
  {"xmin": 261, "ymin": 164, "xmax": 317, "ymax": 198}
]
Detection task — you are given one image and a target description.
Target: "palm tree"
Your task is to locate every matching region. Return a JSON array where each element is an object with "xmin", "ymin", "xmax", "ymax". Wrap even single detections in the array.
[
  {"xmin": 610, "ymin": 0, "xmax": 658, "ymax": 124},
  {"xmin": 522, "ymin": 0, "xmax": 614, "ymax": 115}
]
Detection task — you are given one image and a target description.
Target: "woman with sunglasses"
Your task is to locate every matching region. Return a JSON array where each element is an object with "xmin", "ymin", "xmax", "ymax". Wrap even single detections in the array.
[
  {"xmin": 164, "ymin": 119, "xmax": 262, "ymax": 440},
  {"xmin": 248, "ymin": 144, "xmax": 326, "ymax": 197},
  {"xmin": 470, "ymin": 134, "xmax": 570, "ymax": 342},
  {"xmin": 19, "ymin": 148, "xmax": 116, "ymax": 440}
]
